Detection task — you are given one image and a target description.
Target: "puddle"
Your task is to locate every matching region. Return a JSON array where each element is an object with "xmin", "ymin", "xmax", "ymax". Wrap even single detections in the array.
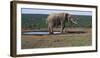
[
  {"xmin": 23, "ymin": 31, "xmax": 61, "ymax": 35},
  {"xmin": 22, "ymin": 31, "xmax": 86, "ymax": 35}
]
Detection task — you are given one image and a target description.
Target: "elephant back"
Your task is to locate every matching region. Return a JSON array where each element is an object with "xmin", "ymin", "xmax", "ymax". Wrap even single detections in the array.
[
  {"xmin": 47, "ymin": 13, "xmax": 65, "ymax": 22},
  {"xmin": 47, "ymin": 13, "xmax": 65, "ymax": 27}
]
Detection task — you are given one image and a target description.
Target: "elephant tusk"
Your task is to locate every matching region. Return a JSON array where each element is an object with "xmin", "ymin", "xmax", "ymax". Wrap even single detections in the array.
[{"xmin": 71, "ymin": 18, "xmax": 78, "ymax": 24}]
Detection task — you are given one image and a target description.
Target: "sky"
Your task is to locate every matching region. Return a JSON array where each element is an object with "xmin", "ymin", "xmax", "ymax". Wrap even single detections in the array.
[{"xmin": 21, "ymin": 8, "xmax": 92, "ymax": 16}]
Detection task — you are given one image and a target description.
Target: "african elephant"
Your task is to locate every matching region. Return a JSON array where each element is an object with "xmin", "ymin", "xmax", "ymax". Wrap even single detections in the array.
[{"xmin": 46, "ymin": 13, "xmax": 77, "ymax": 34}]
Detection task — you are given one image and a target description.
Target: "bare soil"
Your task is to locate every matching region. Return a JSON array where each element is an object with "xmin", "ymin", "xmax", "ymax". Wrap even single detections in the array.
[{"xmin": 21, "ymin": 28, "xmax": 92, "ymax": 49}]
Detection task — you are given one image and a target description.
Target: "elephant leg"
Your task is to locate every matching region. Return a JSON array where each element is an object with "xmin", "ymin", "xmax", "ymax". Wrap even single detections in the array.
[
  {"xmin": 60, "ymin": 22, "xmax": 65, "ymax": 33},
  {"xmin": 61, "ymin": 26, "xmax": 64, "ymax": 33},
  {"xmin": 48, "ymin": 23, "xmax": 53, "ymax": 34}
]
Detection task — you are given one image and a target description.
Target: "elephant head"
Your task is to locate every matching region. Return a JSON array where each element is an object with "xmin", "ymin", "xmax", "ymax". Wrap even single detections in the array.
[
  {"xmin": 67, "ymin": 14, "xmax": 78, "ymax": 25},
  {"xmin": 46, "ymin": 13, "xmax": 78, "ymax": 34}
]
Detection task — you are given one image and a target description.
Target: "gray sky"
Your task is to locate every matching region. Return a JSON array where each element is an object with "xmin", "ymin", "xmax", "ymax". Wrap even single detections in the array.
[{"xmin": 21, "ymin": 8, "xmax": 92, "ymax": 16}]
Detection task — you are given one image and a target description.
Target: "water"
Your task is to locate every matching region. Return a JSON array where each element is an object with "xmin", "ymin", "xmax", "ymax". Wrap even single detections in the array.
[{"xmin": 23, "ymin": 31, "xmax": 61, "ymax": 35}]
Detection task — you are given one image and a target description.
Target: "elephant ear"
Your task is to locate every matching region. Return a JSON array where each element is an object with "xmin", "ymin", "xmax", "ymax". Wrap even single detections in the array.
[{"xmin": 67, "ymin": 14, "xmax": 72, "ymax": 22}]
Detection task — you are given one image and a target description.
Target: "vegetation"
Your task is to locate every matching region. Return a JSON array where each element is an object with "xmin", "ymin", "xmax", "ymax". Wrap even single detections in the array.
[{"xmin": 21, "ymin": 14, "xmax": 92, "ymax": 30}]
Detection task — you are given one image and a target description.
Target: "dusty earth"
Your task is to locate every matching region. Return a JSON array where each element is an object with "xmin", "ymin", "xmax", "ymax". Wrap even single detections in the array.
[{"xmin": 21, "ymin": 28, "xmax": 92, "ymax": 49}]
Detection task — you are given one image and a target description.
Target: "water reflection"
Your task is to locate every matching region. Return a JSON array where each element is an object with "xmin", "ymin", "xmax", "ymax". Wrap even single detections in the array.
[{"xmin": 23, "ymin": 32, "xmax": 61, "ymax": 35}]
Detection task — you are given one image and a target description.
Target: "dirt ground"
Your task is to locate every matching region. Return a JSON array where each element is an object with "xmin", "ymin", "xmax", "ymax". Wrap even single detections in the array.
[{"xmin": 21, "ymin": 28, "xmax": 92, "ymax": 49}]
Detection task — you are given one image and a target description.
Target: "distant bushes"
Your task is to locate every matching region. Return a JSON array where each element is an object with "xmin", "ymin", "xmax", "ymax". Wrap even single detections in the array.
[{"xmin": 22, "ymin": 14, "xmax": 92, "ymax": 30}]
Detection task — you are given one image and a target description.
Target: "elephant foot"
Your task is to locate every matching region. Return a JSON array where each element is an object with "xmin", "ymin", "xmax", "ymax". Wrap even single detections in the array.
[
  {"xmin": 61, "ymin": 31, "xmax": 64, "ymax": 34},
  {"xmin": 60, "ymin": 31, "xmax": 63, "ymax": 33},
  {"xmin": 49, "ymin": 32, "xmax": 54, "ymax": 34}
]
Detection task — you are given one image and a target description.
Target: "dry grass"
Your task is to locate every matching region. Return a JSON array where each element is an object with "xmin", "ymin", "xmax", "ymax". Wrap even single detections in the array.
[{"xmin": 21, "ymin": 28, "xmax": 92, "ymax": 49}]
